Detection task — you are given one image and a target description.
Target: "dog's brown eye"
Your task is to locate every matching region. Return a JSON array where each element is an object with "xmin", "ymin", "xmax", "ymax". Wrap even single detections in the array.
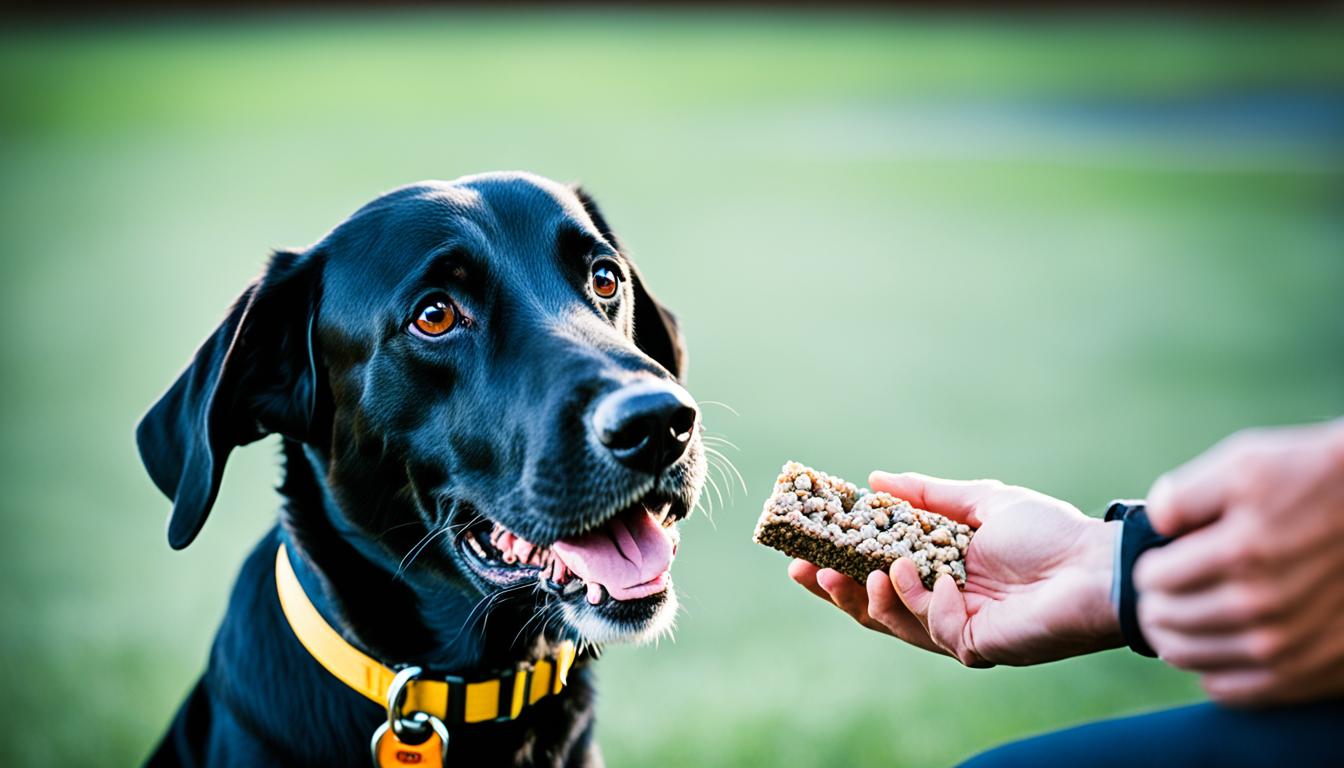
[
  {"xmin": 410, "ymin": 297, "xmax": 457, "ymax": 338},
  {"xmin": 591, "ymin": 263, "xmax": 619, "ymax": 300}
]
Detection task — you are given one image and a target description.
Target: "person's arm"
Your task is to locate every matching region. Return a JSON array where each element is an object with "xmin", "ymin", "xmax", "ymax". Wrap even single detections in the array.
[
  {"xmin": 790, "ymin": 473, "xmax": 1122, "ymax": 667},
  {"xmin": 1135, "ymin": 418, "xmax": 1344, "ymax": 706}
]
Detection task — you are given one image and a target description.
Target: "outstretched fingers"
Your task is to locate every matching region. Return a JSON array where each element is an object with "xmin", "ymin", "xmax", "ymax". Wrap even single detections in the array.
[
  {"xmin": 788, "ymin": 559, "xmax": 834, "ymax": 603},
  {"xmin": 792, "ymin": 558, "xmax": 954, "ymax": 648},
  {"xmin": 927, "ymin": 574, "xmax": 984, "ymax": 666},
  {"xmin": 866, "ymin": 569, "xmax": 945, "ymax": 654},
  {"xmin": 890, "ymin": 559, "xmax": 984, "ymax": 667},
  {"xmin": 791, "ymin": 561, "xmax": 877, "ymax": 630},
  {"xmin": 813, "ymin": 568, "xmax": 893, "ymax": 635}
]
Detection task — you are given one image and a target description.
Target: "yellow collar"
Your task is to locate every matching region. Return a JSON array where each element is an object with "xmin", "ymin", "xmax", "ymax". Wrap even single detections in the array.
[{"xmin": 274, "ymin": 543, "xmax": 576, "ymax": 725}]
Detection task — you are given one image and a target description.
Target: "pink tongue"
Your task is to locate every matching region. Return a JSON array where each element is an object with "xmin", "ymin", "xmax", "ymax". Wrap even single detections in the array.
[{"xmin": 552, "ymin": 510, "xmax": 673, "ymax": 602}]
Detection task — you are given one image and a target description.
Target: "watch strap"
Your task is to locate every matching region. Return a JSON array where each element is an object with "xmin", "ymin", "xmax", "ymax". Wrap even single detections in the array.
[{"xmin": 1105, "ymin": 500, "xmax": 1172, "ymax": 658}]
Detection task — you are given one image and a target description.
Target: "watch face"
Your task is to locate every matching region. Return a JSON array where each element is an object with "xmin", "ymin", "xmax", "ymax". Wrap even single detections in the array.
[{"xmin": 1104, "ymin": 500, "xmax": 1145, "ymax": 522}]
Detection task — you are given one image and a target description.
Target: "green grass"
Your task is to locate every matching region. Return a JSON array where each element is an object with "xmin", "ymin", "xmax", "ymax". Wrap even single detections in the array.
[{"xmin": 1, "ymin": 10, "xmax": 1341, "ymax": 767}]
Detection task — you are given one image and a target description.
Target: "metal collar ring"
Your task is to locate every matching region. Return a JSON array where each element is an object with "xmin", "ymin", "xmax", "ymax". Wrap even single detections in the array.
[{"xmin": 385, "ymin": 665, "xmax": 432, "ymax": 743}]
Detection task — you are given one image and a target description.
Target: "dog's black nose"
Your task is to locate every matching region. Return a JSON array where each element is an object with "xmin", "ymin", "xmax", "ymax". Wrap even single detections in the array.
[{"xmin": 592, "ymin": 381, "xmax": 697, "ymax": 474}]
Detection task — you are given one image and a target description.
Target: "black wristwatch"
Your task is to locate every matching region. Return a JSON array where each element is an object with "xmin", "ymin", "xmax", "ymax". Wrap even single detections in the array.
[{"xmin": 1105, "ymin": 500, "xmax": 1173, "ymax": 658}]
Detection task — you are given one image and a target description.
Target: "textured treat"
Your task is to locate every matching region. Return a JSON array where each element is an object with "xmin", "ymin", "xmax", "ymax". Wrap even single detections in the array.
[{"xmin": 753, "ymin": 461, "xmax": 974, "ymax": 589}]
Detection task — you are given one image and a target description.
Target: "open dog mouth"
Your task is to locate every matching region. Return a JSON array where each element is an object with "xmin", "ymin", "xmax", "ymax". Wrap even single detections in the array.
[{"xmin": 457, "ymin": 494, "xmax": 683, "ymax": 607}]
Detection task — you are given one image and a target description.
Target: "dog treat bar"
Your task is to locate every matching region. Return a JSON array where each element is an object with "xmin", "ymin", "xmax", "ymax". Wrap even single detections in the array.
[{"xmin": 753, "ymin": 461, "xmax": 973, "ymax": 589}]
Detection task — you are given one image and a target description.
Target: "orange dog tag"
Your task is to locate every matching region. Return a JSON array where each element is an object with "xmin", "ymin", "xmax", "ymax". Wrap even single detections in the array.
[{"xmin": 370, "ymin": 718, "xmax": 448, "ymax": 768}]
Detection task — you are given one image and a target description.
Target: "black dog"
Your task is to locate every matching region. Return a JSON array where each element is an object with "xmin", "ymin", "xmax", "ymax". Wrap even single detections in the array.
[{"xmin": 137, "ymin": 173, "xmax": 706, "ymax": 766}]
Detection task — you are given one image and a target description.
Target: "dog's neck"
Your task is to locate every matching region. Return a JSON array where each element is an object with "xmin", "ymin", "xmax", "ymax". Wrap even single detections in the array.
[{"xmin": 273, "ymin": 438, "xmax": 559, "ymax": 676}]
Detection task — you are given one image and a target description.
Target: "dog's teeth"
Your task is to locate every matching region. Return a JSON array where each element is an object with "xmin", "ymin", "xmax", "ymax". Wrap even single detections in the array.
[
  {"xmin": 515, "ymin": 540, "xmax": 534, "ymax": 563},
  {"xmin": 491, "ymin": 526, "xmax": 518, "ymax": 554},
  {"xmin": 466, "ymin": 533, "xmax": 489, "ymax": 559},
  {"xmin": 562, "ymin": 578, "xmax": 584, "ymax": 596},
  {"xmin": 586, "ymin": 583, "xmax": 607, "ymax": 605}
]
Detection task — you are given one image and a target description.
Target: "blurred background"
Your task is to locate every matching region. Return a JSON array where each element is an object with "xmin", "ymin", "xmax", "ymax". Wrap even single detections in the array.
[{"xmin": 1, "ymin": 7, "xmax": 1341, "ymax": 766}]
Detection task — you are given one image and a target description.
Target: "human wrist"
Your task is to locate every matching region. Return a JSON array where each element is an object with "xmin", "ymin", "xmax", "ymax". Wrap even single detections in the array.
[{"xmin": 1073, "ymin": 517, "xmax": 1123, "ymax": 651}]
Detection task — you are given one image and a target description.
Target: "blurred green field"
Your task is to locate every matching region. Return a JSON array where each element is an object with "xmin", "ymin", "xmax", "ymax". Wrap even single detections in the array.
[{"xmin": 1, "ymin": 10, "xmax": 1341, "ymax": 767}]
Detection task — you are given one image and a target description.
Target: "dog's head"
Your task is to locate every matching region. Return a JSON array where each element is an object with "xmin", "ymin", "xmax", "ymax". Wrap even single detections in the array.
[{"xmin": 136, "ymin": 172, "xmax": 706, "ymax": 645}]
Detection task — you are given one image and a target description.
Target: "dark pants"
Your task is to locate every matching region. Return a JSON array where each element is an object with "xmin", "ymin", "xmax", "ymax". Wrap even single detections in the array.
[{"xmin": 961, "ymin": 698, "xmax": 1344, "ymax": 768}]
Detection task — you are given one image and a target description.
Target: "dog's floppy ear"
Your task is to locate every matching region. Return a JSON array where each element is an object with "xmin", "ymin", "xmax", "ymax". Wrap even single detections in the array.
[
  {"xmin": 572, "ymin": 186, "xmax": 688, "ymax": 383},
  {"xmin": 136, "ymin": 250, "xmax": 325, "ymax": 549},
  {"xmin": 627, "ymin": 262, "xmax": 688, "ymax": 383}
]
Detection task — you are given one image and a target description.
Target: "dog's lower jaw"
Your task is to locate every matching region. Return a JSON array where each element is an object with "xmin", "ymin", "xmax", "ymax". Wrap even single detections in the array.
[
  {"xmin": 452, "ymin": 509, "xmax": 686, "ymax": 647},
  {"xmin": 558, "ymin": 587, "xmax": 679, "ymax": 645}
]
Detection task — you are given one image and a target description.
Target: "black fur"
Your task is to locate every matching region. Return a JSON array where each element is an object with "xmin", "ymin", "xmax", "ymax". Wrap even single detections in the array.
[{"xmin": 137, "ymin": 173, "xmax": 705, "ymax": 767}]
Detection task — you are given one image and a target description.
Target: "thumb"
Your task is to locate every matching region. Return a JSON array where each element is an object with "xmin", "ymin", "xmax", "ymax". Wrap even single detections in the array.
[
  {"xmin": 927, "ymin": 574, "xmax": 980, "ymax": 667},
  {"xmin": 869, "ymin": 471, "xmax": 1002, "ymax": 527},
  {"xmin": 1146, "ymin": 446, "xmax": 1234, "ymax": 537}
]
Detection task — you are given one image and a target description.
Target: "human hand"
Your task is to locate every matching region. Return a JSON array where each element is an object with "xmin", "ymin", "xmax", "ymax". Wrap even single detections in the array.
[
  {"xmin": 1136, "ymin": 419, "xmax": 1344, "ymax": 706},
  {"xmin": 789, "ymin": 472, "xmax": 1121, "ymax": 666}
]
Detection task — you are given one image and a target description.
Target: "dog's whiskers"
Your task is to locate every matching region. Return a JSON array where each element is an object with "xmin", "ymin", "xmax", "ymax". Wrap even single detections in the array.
[
  {"xmin": 703, "ymin": 442, "xmax": 747, "ymax": 495},
  {"xmin": 478, "ymin": 580, "xmax": 552, "ymax": 649},
  {"xmin": 691, "ymin": 494, "xmax": 716, "ymax": 529},
  {"xmin": 395, "ymin": 509, "xmax": 493, "ymax": 581},
  {"xmin": 701, "ymin": 432, "xmax": 742, "ymax": 451},
  {"xmin": 395, "ymin": 525, "xmax": 450, "ymax": 580},
  {"xmin": 442, "ymin": 512, "xmax": 488, "ymax": 537},
  {"xmin": 509, "ymin": 597, "xmax": 559, "ymax": 652},
  {"xmin": 445, "ymin": 580, "xmax": 537, "ymax": 650},
  {"xmin": 374, "ymin": 520, "xmax": 427, "ymax": 541},
  {"xmin": 695, "ymin": 399, "xmax": 741, "ymax": 418},
  {"xmin": 704, "ymin": 472, "xmax": 724, "ymax": 522},
  {"xmin": 705, "ymin": 446, "xmax": 746, "ymax": 499},
  {"xmin": 705, "ymin": 451, "xmax": 732, "ymax": 501}
]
